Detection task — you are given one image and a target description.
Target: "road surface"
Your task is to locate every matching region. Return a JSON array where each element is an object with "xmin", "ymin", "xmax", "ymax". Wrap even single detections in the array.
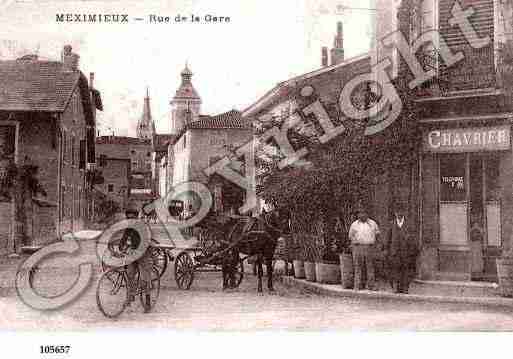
[{"xmin": 1, "ymin": 268, "xmax": 513, "ymax": 331}]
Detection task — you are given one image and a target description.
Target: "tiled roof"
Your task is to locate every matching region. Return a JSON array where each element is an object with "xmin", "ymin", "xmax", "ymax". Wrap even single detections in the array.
[
  {"xmin": 170, "ymin": 110, "xmax": 252, "ymax": 146},
  {"xmin": 187, "ymin": 110, "xmax": 251, "ymax": 129},
  {"xmin": 0, "ymin": 60, "xmax": 81, "ymax": 112}
]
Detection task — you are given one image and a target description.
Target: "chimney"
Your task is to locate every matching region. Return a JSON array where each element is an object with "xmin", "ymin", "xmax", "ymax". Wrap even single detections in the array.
[
  {"xmin": 62, "ymin": 45, "xmax": 80, "ymax": 72},
  {"xmin": 330, "ymin": 21, "xmax": 345, "ymax": 65},
  {"xmin": 321, "ymin": 46, "xmax": 328, "ymax": 67}
]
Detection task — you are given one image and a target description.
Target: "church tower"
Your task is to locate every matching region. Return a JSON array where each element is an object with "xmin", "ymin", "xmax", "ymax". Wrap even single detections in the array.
[
  {"xmin": 170, "ymin": 63, "xmax": 202, "ymax": 135},
  {"xmin": 137, "ymin": 87, "xmax": 156, "ymax": 140}
]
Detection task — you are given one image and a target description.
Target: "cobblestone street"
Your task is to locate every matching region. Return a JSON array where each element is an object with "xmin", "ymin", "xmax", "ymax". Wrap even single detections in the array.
[{"xmin": 2, "ymin": 267, "xmax": 513, "ymax": 331}]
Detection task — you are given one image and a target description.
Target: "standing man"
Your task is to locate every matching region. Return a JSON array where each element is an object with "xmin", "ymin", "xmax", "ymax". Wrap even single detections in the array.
[
  {"xmin": 122, "ymin": 204, "xmax": 154, "ymax": 313},
  {"xmin": 349, "ymin": 206, "xmax": 380, "ymax": 291},
  {"xmin": 386, "ymin": 204, "xmax": 418, "ymax": 294}
]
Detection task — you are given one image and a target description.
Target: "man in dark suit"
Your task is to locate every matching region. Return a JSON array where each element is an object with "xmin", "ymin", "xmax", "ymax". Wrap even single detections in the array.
[{"xmin": 386, "ymin": 204, "xmax": 419, "ymax": 294}]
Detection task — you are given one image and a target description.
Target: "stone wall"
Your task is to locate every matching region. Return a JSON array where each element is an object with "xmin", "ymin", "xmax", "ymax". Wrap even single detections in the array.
[
  {"xmin": 188, "ymin": 128, "xmax": 253, "ymax": 183},
  {"xmin": 96, "ymin": 158, "xmax": 130, "ymax": 210}
]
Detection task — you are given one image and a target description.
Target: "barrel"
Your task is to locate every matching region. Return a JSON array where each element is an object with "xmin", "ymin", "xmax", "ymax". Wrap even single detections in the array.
[
  {"xmin": 339, "ymin": 253, "xmax": 354, "ymax": 289},
  {"xmin": 293, "ymin": 259, "xmax": 305, "ymax": 279},
  {"xmin": 315, "ymin": 262, "xmax": 341, "ymax": 284},
  {"xmin": 496, "ymin": 258, "xmax": 513, "ymax": 297},
  {"xmin": 304, "ymin": 261, "xmax": 316, "ymax": 282}
]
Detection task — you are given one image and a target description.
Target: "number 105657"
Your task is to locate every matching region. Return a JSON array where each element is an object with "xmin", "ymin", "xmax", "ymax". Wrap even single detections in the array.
[{"xmin": 40, "ymin": 346, "xmax": 70, "ymax": 354}]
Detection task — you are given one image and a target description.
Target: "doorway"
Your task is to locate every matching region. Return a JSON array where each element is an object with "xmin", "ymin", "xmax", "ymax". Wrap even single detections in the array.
[
  {"xmin": 0, "ymin": 125, "xmax": 16, "ymax": 255},
  {"xmin": 438, "ymin": 152, "xmax": 502, "ymax": 279}
]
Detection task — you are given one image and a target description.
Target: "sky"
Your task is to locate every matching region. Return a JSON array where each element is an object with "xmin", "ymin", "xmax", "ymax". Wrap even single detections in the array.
[{"xmin": 0, "ymin": 0, "xmax": 372, "ymax": 136}]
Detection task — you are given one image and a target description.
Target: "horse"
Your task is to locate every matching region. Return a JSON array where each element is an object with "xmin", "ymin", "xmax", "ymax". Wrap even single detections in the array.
[{"xmin": 219, "ymin": 210, "xmax": 285, "ymax": 293}]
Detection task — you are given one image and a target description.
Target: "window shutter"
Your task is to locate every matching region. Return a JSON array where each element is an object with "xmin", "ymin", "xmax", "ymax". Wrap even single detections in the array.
[
  {"xmin": 86, "ymin": 126, "xmax": 96, "ymax": 164},
  {"xmin": 79, "ymin": 139, "xmax": 86, "ymax": 169}
]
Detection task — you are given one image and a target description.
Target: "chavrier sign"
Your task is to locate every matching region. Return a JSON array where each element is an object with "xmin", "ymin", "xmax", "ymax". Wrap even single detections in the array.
[{"xmin": 424, "ymin": 125, "xmax": 511, "ymax": 153}]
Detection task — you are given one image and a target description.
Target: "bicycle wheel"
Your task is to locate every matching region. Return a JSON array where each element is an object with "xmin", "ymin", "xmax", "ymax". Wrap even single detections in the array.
[
  {"xmin": 139, "ymin": 268, "xmax": 161, "ymax": 311},
  {"xmin": 96, "ymin": 268, "xmax": 129, "ymax": 319},
  {"xmin": 150, "ymin": 246, "xmax": 168, "ymax": 279}
]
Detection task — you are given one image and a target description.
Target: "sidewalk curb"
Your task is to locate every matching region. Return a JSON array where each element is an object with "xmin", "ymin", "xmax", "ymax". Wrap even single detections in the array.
[{"xmin": 282, "ymin": 276, "xmax": 513, "ymax": 309}]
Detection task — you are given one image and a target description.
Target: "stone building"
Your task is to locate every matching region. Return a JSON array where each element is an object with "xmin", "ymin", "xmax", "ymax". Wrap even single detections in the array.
[
  {"xmin": 95, "ymin": 87, "xmax": 166, "ymax": 213},
  {"xmin": 397, "ymin": 0, "xmax": 513, "ymax": 282},
  {"xmin": 152, "ymin": 133, "xmax": 176, "ymax": 198},
  {"xmin": 171, "ymin": 109, "xmax": 253, "ymax": 214},
  {"xmin": 0, "ymin": 45, "xmax": 102, "ymax": 254},
  {"xmin": 160, "ymin": 64, "xmax": 254, "ymax": 215},
  {"xmin": 249, "ymin": 1, "xmax": 513, "ymax": 284},
  {"xmin": 95, "ymin": 135, "xmax": 154, "ymax": 211},
  {"xmin": 243, "ymin": 19, "xmax": 417, "ymax": 270}
]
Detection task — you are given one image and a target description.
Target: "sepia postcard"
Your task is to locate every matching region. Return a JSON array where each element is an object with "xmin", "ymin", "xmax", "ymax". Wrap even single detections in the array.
[{"xmin": 1, "ymin": 0, "xmax": 513, "ymax": 356}]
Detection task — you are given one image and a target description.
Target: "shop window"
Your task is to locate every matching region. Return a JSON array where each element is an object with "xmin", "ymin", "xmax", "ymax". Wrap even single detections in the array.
[
  {"xmin": 439, "ymin": 154, "xmax": 466, "ymax": 202},
  {"xmin": 439, "ymin": 154, "xmax": 467, "ymax": 246}
]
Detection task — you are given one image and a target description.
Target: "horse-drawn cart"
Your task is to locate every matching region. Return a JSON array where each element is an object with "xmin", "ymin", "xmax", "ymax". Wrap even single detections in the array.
[
  {"xmin": 145, "ymin": 215, "xmax": 255, "ymax": 290},
  {"xmin": 149, "ymin": 240, "xmax": 245, "ymax": 290},
  {"xmin": 100, "ymin": 209, "xmax": 283, "ymax": 295}
]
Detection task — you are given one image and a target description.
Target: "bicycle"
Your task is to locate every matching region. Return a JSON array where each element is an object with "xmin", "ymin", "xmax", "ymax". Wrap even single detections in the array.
[
  {"xmin": 96, "ymin": 261, "xmax": 161, "ymax": 318},
  {"xmin": 96, "ymin": 233, "xmax": 161, "ymax": 318}
]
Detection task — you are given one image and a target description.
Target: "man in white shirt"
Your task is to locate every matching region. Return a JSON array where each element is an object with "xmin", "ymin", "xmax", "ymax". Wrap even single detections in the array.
[{"xmin": 349, "ymin": 206, "xmax": 380, "ymax": 290}]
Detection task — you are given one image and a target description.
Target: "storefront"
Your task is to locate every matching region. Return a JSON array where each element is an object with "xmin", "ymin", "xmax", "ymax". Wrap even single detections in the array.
[{"xmin": 419, "ymin": 123, "xmax": 513, "ymax": 281}]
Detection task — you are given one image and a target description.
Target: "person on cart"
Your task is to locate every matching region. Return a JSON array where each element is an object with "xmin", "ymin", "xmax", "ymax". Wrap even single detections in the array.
[{"xmin": 120, "ymin": 203, "xmax": 154, "ymax": 313}]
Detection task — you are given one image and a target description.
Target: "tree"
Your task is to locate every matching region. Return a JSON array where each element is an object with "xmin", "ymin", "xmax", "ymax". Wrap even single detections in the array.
[{"xmin": 254, "ymin": 76, "xmax": 419, "ymax": 262}]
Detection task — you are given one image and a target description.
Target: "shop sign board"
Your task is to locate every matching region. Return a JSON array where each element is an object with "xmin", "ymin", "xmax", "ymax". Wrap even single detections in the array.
[{"xmin": 424, "ymin": 125, "xmax": 511, "ymax": 153}]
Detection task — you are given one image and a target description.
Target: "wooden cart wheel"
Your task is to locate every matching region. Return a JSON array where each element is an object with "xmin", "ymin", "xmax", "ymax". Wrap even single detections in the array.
[
  {"xmin": 150, "ymin": 246, "xmax": 168, "ymax": 279},
  {"xmin": 234, "ymin": 258, "xmax": 244, "ymax": 288},
  {"xmin": 174, "ymin": 251, "xmax": 195, "ymax": 290}
]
